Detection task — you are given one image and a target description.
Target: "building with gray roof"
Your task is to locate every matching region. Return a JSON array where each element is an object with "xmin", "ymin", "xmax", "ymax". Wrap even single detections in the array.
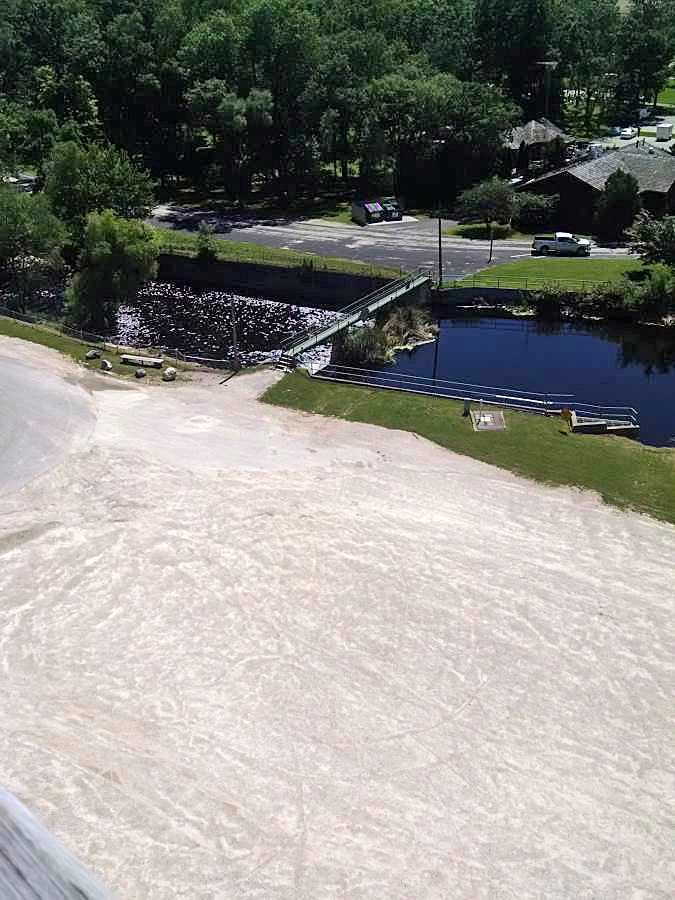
[{"xmin": 518, "ymin": 145, "xmax": 675, "ymax": 228}]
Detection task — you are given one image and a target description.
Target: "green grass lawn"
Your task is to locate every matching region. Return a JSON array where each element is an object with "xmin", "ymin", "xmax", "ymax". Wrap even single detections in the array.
[
  {"xmin": 444, "ymin": 223, "xmax": 530, "ymax": 240},
  {"xmin": 263, "ymin": 370, "xmax": 675, "ymax": 524},
  {"xmin": 449, "ymin": 257, "xmax": 646, "ymax": 289},
  {"xmin": 153, "ymin": 227, "xmax": 399, "ymax": 279},
  {"xmin": 0, "ymin": 316, "xmax": 186, "ymax": 378},
  {"xmin": 657, "ymin": 87, "xmax": 675, "ymax": 106},
  {"xmin": 316, "ymin": 202, "xmax": 355, "ymax": 224}
]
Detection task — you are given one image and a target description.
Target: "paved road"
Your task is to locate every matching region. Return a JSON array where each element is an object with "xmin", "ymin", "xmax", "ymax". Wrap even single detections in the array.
[
  {"xmin": 151, "ymin": 209, "xmax": 630, "ymax": 277},
  {"xmin": 0, "ymin": 350, "xmax": 94, "ymax": 493}
]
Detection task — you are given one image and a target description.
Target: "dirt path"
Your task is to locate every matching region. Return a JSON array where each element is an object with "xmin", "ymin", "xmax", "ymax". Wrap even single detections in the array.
[{"xmin": 1, "ymin": 338, "xmax": 673, "ymax": 898}]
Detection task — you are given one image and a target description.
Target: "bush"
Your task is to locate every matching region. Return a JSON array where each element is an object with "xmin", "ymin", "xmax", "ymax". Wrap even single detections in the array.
[
  {"xmin": 529, "ymin": 283, "xmax": 578, "ymax": 317},
  {"xmin": 513, "ymin": 193, "xmax": 558, "ymax": 230},
  {"xmin": 196, "ymin": 221, "xmax": 217, "ymax": 261},
  {"xmin": 339, "ymin": 325, "xmax": 389, "ymax": 365},
  {"xmin": 380, "ymin": 305, "xmax": 437, "ymax": 347}
]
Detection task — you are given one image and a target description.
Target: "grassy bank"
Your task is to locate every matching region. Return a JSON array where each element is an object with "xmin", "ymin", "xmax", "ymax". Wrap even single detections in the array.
[
  {"xmin": 449, "ymin": 257, "xmax": 646, "ymax": 289},
  {"xmin": 263, "ymin": 370, "xmax": 675, "ymax": 524},
  {"xmin": 0, "ymin": 316, "xmax": 185, "ymax": 378},
  {"xmin": 153, "ymin": 228, "xmax": 399, "ymax": 279}
]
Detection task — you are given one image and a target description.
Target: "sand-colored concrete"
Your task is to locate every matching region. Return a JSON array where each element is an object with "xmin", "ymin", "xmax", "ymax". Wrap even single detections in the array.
[{"xmin": 0, "ymin": 336, "xmax": 673, "ymax": 899}]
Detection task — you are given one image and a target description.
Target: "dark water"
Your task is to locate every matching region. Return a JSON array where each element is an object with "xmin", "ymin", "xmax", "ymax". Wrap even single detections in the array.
[
  {"xmin": 113, "ymin": 282, "xmax": 337, "ymax": 364},
  {"xmin": 386, "ymin": 315, "xmax": 675, "ymax": 446}
]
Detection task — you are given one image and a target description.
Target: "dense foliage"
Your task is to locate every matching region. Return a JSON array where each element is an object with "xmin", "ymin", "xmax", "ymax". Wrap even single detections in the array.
[
  {"xmin": 66, "ymin": 210, "xmax": 158, "ymax": 330},
  {"xmin": 1, "ymin": 0, "xmax": 672, "ymax": 207}
]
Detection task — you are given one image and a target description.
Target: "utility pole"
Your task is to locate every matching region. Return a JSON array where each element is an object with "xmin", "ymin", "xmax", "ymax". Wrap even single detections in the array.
[
  {"xmin": 537, "ymin": 60, "xmax": 559, "ymax": 119},
  {"xmin": 437, "ymin": 210, "xmax": 443, "ymax": 286},
  {"xmin": 229, "ymin": 295, "xmax": 241, "ymax": 371}
]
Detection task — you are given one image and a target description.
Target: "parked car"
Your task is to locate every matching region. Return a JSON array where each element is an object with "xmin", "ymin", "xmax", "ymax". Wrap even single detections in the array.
[
  {"xmin": 531, "ymin": 232, "xmax": 592, "ymax": 256},
  {"xmin": 351, "ymin": 200, "xmax": 384, "ymax": 225},
  {"xmin": 620, "ymin": 126, "xmax": 638, "ymax": 140},
  {"xmin": 380, "ymin": 197, "xmax": 403, "ymax": 221}
]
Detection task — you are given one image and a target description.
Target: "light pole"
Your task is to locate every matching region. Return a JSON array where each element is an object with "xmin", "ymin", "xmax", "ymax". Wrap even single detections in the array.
[
  {"xmin": 536, "ymin": 60, "xmax": 559, "ymax": 119},
  {"xmin": 229, "ymin": 295, "xmax": 241, "ymax": 371},
  {"xmin": 432, "ymin": 133, "xmax": 449, "ymax": 287}
]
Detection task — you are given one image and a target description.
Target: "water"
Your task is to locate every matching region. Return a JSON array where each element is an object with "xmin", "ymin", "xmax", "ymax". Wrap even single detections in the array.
[
  {"xmin": 384, "ymin": 315, "xmax": 675, "ymax": 446},
  {"xmin": 112, "ymin": 282, "xmax": 338, "ymax": 365}
]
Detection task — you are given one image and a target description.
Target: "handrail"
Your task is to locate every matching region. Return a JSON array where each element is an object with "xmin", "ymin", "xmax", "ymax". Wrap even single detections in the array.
[
  {"xmin": 279, "ymin": 268, "xmax": 431, "ymax": 353},
  {"xmin": 310, "ymin": 363, "xmax": 640, "ymax": 424},
  {"xmin": 323, "ymin": 364, "xmax": 574, "ymax": 398}
]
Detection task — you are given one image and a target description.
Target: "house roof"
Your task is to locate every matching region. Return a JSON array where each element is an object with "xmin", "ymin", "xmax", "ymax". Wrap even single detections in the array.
[
  {"xmin": 521, "ymin": 145, "xmax": 675, "ymax": 195},
  {"xmin": 507, "ymin": 118, "xmax": 572, "ymax": 150}
]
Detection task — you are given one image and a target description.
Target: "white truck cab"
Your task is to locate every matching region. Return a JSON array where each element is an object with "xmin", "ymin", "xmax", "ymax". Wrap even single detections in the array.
[{"xmin": 531, "ymin": 232, "xmax": 591, "ymax": 256}]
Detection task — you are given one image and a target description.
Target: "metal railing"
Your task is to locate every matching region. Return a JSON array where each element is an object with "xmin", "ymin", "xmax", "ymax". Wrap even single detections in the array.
[
  {"xmin": 280, "ymin": 269, "xmax": 431, "ymax": 356},
  {"xmin": 573, "ymin": 402, "xmax": 639, "ymax": 426},
  {"xmin": 311, "ymin": 363, "xmax": 574, "ymax": 414},
  {"xmin": 308, "ymin": 363, "xmax": 640, "ymax": 426},
  {"xmin": 440, "ymin": 274, "xmax": 614, "ymax": 292}
]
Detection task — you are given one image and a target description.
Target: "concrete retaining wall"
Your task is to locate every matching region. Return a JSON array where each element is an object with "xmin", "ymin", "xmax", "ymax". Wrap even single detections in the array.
[
  {"xmin": 432, "ymin": 287, "xmax": 529, "ymax": 305},
  {"xmin": 158, "ymin": 253, "xmax": 392, "ymax": 310}
]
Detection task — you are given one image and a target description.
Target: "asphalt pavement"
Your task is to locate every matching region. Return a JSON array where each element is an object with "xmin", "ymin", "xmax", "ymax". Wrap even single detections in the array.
[
  {"xmin": 151, "ymin": 207, "xmax": 630, "ymax": 276},
  {"xmin": 0, "ymin": 350, "xmax": 94, "ymax": 493}
]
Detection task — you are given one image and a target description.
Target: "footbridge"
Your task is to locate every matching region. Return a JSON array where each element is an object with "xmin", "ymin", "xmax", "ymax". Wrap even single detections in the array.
[{"xmin": 279, "ymin": 269, "xmax": 431, "ymax": 361}]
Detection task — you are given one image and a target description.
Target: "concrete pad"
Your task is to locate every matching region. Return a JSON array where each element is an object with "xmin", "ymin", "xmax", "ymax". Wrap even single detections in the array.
[{"xmin": 0, "ymin": 338, "xmax": 673, "ymax": 899}]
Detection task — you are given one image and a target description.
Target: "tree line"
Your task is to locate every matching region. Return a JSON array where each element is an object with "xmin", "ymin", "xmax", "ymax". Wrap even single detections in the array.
[{"xmin": 1, "ymin": 0, "xmax": 674, "ymax": 207}]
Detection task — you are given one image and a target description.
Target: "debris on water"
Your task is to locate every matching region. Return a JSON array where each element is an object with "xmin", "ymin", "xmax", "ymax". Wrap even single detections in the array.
[{"xmin": 113, "ymin": 282, "xmax": 339, "ymax": 367}]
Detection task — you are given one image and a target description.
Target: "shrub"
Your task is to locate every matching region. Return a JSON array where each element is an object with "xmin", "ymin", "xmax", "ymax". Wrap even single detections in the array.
[
  {"xmin": 339, "ymin": 325, "xmax": 389, "ymax": 365},
  {"xmin": 513, "ymin": 193, "xmax": 558, "ymax": 230},
  {"xmin": 196, "ymin": 221, "xmax": 217, "ymax": 261},
  {"xmin": 380, "ymin": 305, "xmax": 437, "ymax": 347}
]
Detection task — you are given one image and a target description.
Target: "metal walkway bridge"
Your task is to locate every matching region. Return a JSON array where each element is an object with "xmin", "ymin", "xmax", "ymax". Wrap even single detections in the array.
[{"xmin": 279, "ymin": 269, "xmax": 431, "ymax": 361}]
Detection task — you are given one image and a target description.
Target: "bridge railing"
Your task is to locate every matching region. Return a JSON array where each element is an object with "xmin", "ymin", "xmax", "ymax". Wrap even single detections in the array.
[{"xmin": 279, "ymin": 268, "xmax": 430, "ymax": 353}]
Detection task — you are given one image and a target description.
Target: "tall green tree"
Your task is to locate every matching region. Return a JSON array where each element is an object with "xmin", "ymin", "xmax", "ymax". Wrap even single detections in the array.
[
  {"xmin": 595, "ymin": 170, "xmax": 641, "ymax": 240},
  {"xmin": 454, "ymin": 177, "xmax": 517, "ymax": 258},
  {"xmin": 618, "ymin": 0, "xmax": 673, "ymax": 113},
  {"xmin": 0, "ymin": 187, "xmax": 66, "ymax": 310},
  {"xmin": 66, "ymin": 209, "xmax": 158, "ymax": 330},
  {"xmin": 628, "ymin": 212, "xmax": 675, "ymax": 266},
  {"xmin": 44, "ymin": 141, "xmax": 154, "ymax": 242}
]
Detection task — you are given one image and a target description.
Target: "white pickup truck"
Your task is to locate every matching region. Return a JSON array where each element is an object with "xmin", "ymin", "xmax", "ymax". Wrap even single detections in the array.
[{"xmin": 531, "ymin": 232, "xmax": 592, "ymax": 256}]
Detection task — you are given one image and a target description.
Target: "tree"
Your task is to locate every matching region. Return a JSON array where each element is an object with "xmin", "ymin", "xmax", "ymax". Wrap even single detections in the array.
[
  {"xmin": 66, "ymin": 210, "xmax": 158, "ymax": 331},
  {"xmin": 454, "ymin": 177, "xmax": 517, "ymax": 259},
  {"xmin": 0, "ymin": 187, "xmax": 66, "ymax": 310},
  {"xmin": 595, "ymin": 170, "xmax": 641, "ymax": 240},
  {"xmin": 618, "ymin": 0, "xmax": 673, "ymax": 112},
  {"xmin": 476, "ymin": 0, "xmax": 553, "ymax": 111},
  {"xmin": 627, "ymin": 212, "xmax": 675, "ymax": 267},
  {"xmin": 44, "ymin": 141, "xmax": 154, "ymax": 242}
]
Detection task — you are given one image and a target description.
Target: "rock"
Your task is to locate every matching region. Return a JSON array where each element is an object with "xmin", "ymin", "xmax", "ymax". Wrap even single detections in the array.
[
  {"xmin": 162, "ymin": 366, "xmax": 177, "ymax": 382},
  {"xmin": 100, "ymin": 359, "xmax": 113, "ymax": 372},
  {"xmin": 85, "ymin": 348, "xmax": 100, "ymax": 360},
  {"xmin": 134, "ymin": 368, "xmax": 146, "ymax": 379}
]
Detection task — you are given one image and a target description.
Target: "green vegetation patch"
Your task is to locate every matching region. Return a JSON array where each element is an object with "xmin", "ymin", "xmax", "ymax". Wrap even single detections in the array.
[
  {"xmin": 449, "ymin": 257, "xmax": 647, "ymax": 289},
  {"xmin": 153, "ymin": 228, "xmax": 399, "ymax": 279},
  {"xmin": 444, "ymin": 223, "xmax": 524, "ymax": 240},
  {"xmin": 263, "ymin": 370, "xmax": 675, "ymax": 524}
]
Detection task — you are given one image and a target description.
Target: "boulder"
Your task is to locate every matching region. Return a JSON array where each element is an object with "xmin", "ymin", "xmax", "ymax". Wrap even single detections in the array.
[
  {"xmin": 134, "ymin": 368, "xmax": 147, "ymax": 379},
  {"xmin": 162, "ymin": 366, "xmax": 177, "ymax": 382},
  {"xmin": 85, "ymin": 348, "xmax": 100, "ymax": 360},
  {"xmin": 100, "ymin": 358, "xmax": 113, "ymax": 372}
]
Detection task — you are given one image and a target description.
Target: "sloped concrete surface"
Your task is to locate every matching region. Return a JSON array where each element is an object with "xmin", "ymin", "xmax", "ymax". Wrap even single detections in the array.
[{"xmin": 0, "ymin": 337, "xmax": 673, "ymax": 898}]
